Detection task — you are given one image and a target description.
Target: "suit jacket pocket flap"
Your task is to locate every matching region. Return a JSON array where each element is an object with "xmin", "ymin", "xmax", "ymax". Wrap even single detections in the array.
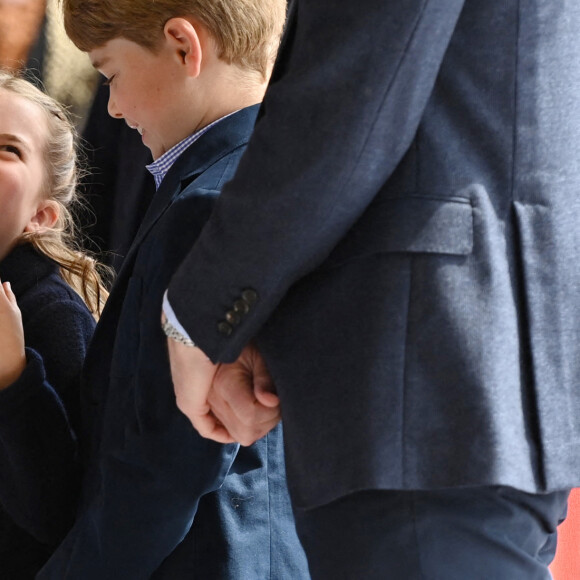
[{"xmin": 325, "ymin": 196, "xmax": 473, "ymax": 268}]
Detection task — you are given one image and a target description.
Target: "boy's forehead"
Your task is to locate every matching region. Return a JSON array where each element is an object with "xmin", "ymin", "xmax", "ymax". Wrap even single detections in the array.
[
  {"xmin": 88, "ymin": 38, "xmax": 130, "ymax": 67},
  {"xmin": 88, "ymin": 37, "xmax": 155, "ymax": 69}
]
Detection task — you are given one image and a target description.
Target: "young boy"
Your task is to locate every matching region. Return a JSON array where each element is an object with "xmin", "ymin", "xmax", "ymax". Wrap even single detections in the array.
[{"xmin": 38, "ymin": 1, "xmax": 309, "ymax": 578}]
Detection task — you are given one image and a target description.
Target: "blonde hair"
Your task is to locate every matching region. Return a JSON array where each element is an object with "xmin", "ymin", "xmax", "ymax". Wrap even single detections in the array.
[
  {"xmin": 62, "ymin": 0, "xmax": 287, "ymax": 79},
  {"xmin": 0, "ymin": 71, "xmax": 111, "ymax": 317}
]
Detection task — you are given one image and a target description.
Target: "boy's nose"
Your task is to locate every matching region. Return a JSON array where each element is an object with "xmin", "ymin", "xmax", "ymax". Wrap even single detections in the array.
[{"xmin": 107, "ymin": 96, "xmax": 123, "ymax": 119}]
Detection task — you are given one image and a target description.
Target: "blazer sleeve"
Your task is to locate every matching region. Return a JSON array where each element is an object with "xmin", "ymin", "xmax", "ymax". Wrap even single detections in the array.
[
  {"xmin": 0, "ymin": 299, "xmax": 94, "ymax": 547},
  {"xmin": 167, "ymin": 0, "xmax": 466, "ymax": 362}
]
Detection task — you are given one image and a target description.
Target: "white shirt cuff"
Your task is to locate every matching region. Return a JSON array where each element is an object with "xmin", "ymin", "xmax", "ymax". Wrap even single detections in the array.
[{"xmin": 162, "ymin": 291, "xmax": 194, "ymax": 341}]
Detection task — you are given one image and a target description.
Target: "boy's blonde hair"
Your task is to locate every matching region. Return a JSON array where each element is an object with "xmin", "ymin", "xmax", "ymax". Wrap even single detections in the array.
[
  {"xmin": 0, "ymin": 71, "xmax": 111, "ymax": 317},
  {"xmin": 62, "ymin": 0, "xmax": 287, "ymax": 79}
]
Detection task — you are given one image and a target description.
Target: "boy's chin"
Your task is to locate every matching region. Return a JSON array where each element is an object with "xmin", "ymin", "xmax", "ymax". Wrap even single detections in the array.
[{"xmin": 148, "ymin": 143, "xmax": 163, "ymax": 160}]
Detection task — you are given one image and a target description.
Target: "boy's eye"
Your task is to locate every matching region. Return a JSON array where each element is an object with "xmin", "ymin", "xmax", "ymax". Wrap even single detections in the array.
[{"xmin": 0, "ymin": 144, "xmax": 22, "ymax": 158}]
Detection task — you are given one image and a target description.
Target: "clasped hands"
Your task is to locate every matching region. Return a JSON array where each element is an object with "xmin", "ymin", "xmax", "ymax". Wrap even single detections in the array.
[{"xmin": 166, "ymin": 332, "xmax": 281, "ymax": 446}]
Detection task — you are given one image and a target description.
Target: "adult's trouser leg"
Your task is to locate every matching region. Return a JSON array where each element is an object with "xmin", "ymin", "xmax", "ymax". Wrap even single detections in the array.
[{"xmin": 294, "ymin": 486, "xmax": 570, "ymax": 580}]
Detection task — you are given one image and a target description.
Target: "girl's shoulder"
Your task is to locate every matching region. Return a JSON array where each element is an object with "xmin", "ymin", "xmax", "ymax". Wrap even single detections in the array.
[
  {"xmin": 0, "ymin": 243, "xmax": 58, "ymax": 294},
  {"xmin": 0, "ymin": 243, "xmax": 92, "ymax": 320}
]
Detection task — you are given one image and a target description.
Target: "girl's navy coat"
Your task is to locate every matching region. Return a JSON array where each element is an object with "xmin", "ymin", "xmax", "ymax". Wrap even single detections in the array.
[{"xmin": 0, "ymin": 243, "xmax": 94, "ymax": 578}]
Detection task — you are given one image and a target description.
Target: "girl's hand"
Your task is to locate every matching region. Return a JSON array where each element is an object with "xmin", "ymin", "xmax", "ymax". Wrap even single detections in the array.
[{"xmin": 0, "ymin": 281, "xmax": 25, "ymax": 389}]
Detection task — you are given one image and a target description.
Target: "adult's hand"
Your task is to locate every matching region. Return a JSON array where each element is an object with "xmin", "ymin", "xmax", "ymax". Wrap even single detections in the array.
[
  {"xmin": 166, "ymin": 310, "xmax": 281, "ymax": 445},
  {"xmin": 167, "ymin": 338, "xmax": 236, "ymax": 444},
  {"xmin": 208, "ymin": 343, "xmax": 281, "ymax": 446}
]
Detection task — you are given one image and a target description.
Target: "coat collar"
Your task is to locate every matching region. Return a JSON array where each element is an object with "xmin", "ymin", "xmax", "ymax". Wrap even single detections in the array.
[
  {"xmin": 0, "ymin": 243, "xmax": 57, "ymax": 299},
  {"xmin": 121, "ymin": 104, "xmax": 260, "ymax": 278}
]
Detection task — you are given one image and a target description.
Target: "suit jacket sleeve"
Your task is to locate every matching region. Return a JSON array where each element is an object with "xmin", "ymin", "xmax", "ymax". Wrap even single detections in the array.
[{"xmin": 168, "ymin": 0, "xmax": 466, "ymax": 362}]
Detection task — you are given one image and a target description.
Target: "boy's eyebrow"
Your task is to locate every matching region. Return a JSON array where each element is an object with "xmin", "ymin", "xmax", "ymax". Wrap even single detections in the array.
[{"xmin": 90, "ymin": 55, "xmax": 109, "ymax": 69}]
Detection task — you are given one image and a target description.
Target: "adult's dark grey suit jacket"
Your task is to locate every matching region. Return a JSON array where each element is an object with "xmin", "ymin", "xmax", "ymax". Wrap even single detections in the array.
[{"xmin": 168, "ymin": 0, "xmax": 580, "ymax": 509}]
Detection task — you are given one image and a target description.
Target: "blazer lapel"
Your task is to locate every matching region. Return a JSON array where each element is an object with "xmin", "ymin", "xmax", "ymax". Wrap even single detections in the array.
[{"xmin": 123, "ymin": 105, "xmax": 260, "ymax": 270}]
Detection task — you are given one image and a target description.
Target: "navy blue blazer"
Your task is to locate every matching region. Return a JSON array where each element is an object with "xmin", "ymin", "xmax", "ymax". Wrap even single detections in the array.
[
  {"xmin": 0, "ymin": 244, "xmax": 93, "ymax": 577},
  {"xmin": 168, "ymin": 0, "xmax": 580, "ymax": 510},
  {"xmin": 40, "ymin": 106, "xmax": 308, "ymax": 579}
]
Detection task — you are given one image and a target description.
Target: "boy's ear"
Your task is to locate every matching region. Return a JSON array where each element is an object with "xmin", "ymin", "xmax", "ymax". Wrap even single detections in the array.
[
  {"xmin": 164, "ymin": 17, "xmax": 203, "ymax": 77},
  {"xmin": 24, "ymin": 200, "xmax": 59, "ymax": 233}
]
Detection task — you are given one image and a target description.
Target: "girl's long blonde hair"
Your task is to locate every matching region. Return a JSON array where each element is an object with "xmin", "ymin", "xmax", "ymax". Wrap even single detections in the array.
[{"xmin": 0, "ymin": 71, "xmax": 111, "ymax": 317}]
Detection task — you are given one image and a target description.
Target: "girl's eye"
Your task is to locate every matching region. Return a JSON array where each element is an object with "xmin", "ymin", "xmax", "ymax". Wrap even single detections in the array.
[
  {"xmin": 102, "ymin": 75, "xmax": 115, "ymax": 86},
  {"xmin": 0, "ymin": 144, "xmax": 22, "ymax": 158}
]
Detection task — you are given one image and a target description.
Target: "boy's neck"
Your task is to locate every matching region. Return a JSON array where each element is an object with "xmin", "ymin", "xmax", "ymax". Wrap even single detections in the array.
[{"xmin": 191, "ymin": 64, "xmax": 267, "ymax": 132}]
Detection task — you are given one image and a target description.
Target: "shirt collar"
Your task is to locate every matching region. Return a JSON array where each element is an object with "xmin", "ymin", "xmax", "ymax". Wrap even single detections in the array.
[{"xmin": 146, "ymin": 112, "xmax": 236, "ymax": 189}]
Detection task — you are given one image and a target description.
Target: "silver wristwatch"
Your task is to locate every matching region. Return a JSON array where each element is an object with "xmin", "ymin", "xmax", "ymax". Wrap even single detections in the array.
[{"xmin": 162, "ymin": 318, "xmax": 196, "ymax": 347}]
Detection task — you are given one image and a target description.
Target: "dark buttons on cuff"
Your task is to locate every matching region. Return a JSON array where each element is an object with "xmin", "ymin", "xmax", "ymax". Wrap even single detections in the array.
[
  {"xmin": 217, "ymin": 321, "xmax": 233, "ymax": 336},
  {"xmin": 241, "ymin": 288, "xmax": 258, "ymax": 305},
  {"xmin": 225, "ymin": 310, "xmax": 241, "ymax": 326},
  {"xmin": 218, "ymin": 288, "xmax": 259, "ymax": 338},
  {"xmin": 233, "ymin": 299, "xmax": 250, "ymax": 314}
]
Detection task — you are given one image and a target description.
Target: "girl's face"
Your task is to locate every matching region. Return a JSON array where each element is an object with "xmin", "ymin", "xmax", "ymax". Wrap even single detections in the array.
[{"xmin": 0, "ymin": 89, "xmax": 50, "ymax": 260}]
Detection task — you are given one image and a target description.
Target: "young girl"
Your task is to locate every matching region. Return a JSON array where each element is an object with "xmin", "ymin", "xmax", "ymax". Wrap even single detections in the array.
[{"xmin": 0, "ymin": 71, "xmax": 109, "ymax": 578}]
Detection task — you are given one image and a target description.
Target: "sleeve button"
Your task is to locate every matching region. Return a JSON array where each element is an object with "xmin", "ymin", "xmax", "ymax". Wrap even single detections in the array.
[
  {"xmin": 217, "ymin": 321, "xmax": 233, "ymax": 336},
  {"xmin": 225, "ymin": 310, "xmax": 241, "ymax": 325},
  {"xmin": 241, "ymin": 289, "xmax": 258, "ymax": 305},
  {"xmin": 233, "ymin": 299, "xmax": 250, "ymax": 314}
]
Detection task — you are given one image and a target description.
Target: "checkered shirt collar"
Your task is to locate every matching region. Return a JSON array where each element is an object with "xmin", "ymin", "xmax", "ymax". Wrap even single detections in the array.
[{"xmin": 146, "ymin": 114, "xmax": 233, "ymax": 189}]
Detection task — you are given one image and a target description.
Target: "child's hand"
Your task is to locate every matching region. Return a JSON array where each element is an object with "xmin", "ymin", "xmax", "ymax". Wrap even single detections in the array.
[{"xmin": 0, "ymin": 281, "xmax": 26, "ymax": 389}]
